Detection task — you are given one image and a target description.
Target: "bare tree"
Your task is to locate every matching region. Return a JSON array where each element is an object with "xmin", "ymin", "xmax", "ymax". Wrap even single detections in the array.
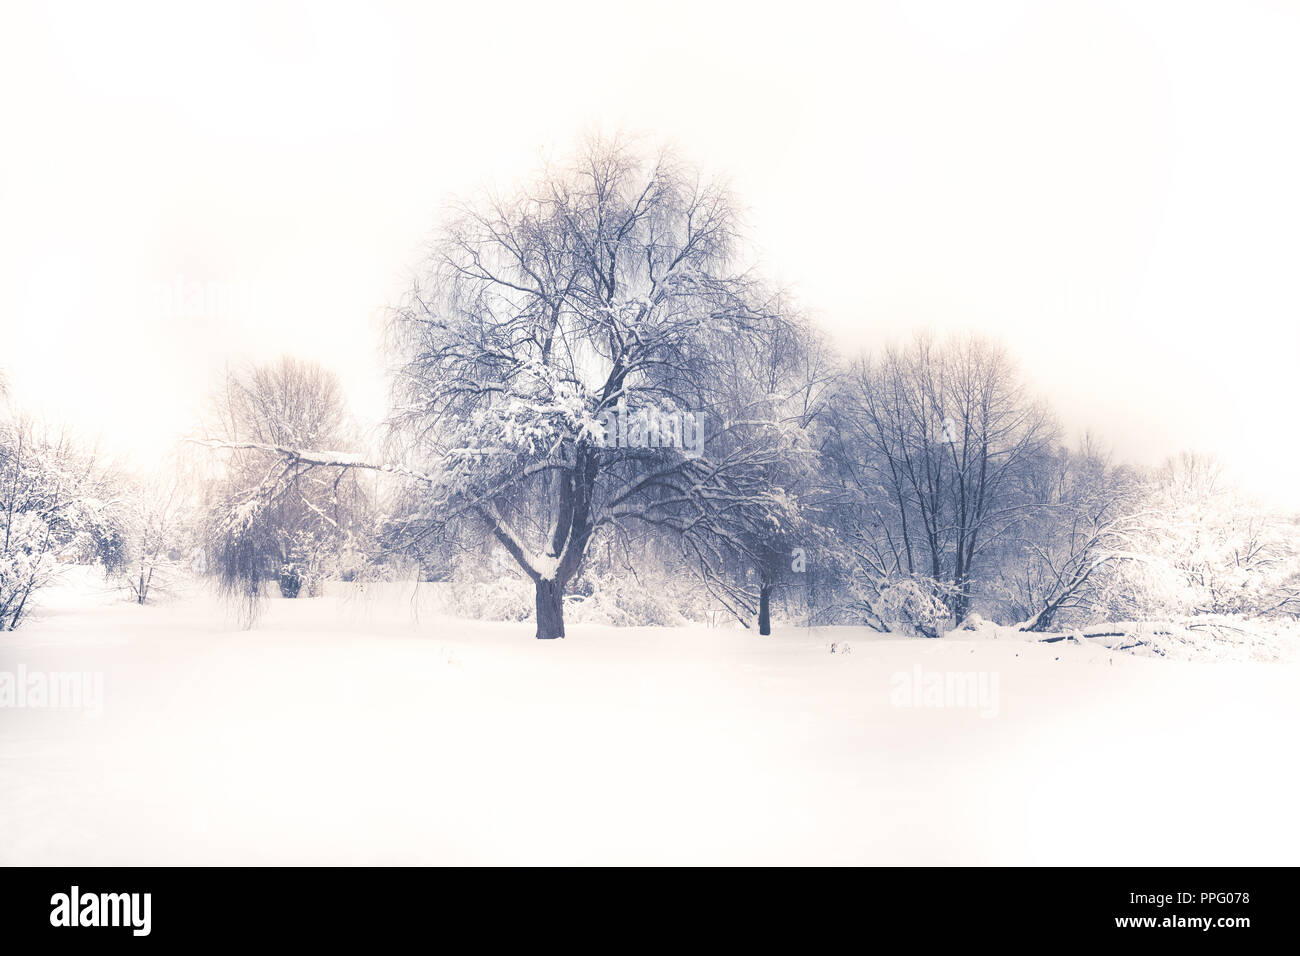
[
  {"xmin": 200, "ymin": 357, "xmax": 370, "ymax": 622},
  {"xmin": 997, "ymin": 440, "xmax": 1140, "ymax": 630},
  {"xmin": 381, "ymin": 135, "xmax": 802, "ymax": 638},
  {"xmin": 116, "ymin": 455, "xmax": 202, "ymax": 605},
  {"xmin": 829, "ymin": 333, "xmax": 1057, "ymax": 629},
  {"xmin": 706, "ymin": 313, "xmax": 840, "ymax": 634}
]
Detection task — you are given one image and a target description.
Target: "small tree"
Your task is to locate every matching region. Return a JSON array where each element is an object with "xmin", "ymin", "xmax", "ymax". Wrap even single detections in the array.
[
  {"xmin": 707, "ymin": 315, "xmax": 840, "ymax": 634},
  {"xmin": 201, "ymin": 357, "xmax": 370, "ymax": 624},
  {"xmin": 996, "ymin": 440, "xmax": 1141, "ymax": 631},
  {"xmin": 0, "ymin": 415, "xmax": 119, "ymax": 630},
  {"xmin": 115, "ymin": 458, "xmax": 199, "ymax": 605}
]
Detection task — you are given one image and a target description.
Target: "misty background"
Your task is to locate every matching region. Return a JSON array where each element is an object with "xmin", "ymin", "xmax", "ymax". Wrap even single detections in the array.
[{"xmin": 2, "ymin": 0, "xmax": 1298, "ymax": 508}]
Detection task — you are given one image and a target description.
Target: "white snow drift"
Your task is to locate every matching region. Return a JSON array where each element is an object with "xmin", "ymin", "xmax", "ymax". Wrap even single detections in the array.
[{"xmin": 1, "ymin": 571, "xmax": 1296, "ymax": 865}]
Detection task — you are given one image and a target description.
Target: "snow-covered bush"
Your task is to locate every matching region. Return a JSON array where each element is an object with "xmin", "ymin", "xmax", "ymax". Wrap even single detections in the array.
[
  {"xmin": 107, "ymin": 461, "xmax": 202, "ymax": 606},
  {"xmin": 0, "ymin": 512, "xmax": 58, "ymax": 630},
  {"xmin": 566, "ymin": 569, "xmax": 695, "ymax": 628},
  {"xmin": 1081, "ymin": 455, "xmax": 1300, "ymax": 623},
  {"xmin": 869, "ymin": 576, "xmax": 956, "ymax": 638},
  {"xmin": 442, "ymin": 569, "xmax": 533, "ymax": 622},
  {"xmin": 0, "ymin": 415, "xmax": 121, "ymax": 629}
]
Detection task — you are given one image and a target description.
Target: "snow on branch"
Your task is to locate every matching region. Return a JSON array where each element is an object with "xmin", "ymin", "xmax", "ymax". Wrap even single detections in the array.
[{"xmin": 184, "ymin": 439, "xmax": 440, "ymax": 485}]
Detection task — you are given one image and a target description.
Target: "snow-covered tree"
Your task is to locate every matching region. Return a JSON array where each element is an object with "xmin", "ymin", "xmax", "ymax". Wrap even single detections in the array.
[
  {"xmin": 706, "ymin": 314, "xmax": 840, "ymax": 634},
  {"xmin": 199, "ymin": 358, "xmax": 372, "ymax": 622},
  {"xmin": 995, "ymin": 439, "xmax": 1142, "ymax": 631},
  {"xmin": 381, "ymin": 136, "xmax": 805, "ymax": 638},
  {"xmin": 113, "ymin": 455, "xmax": 202, "ymax": 605},
  {"xmin": 0, "ymin": 415, "xmax": 119, "ymax": 630},
  {"xmin": 1096, "ymin": 454, "xmax": 1300, "ymax": 620},
  {"xmin": 199, "ymin": 137, "xmax": 807, "ymax": 639},
  {"xmin": 826, "ymin": 333, "xmax": 1057, "ymax": 631}
]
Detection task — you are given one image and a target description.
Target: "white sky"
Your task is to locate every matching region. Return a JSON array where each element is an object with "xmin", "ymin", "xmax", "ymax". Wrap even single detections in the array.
[{"xmin": 2, "ymin": 0, "xmax": 1297, "ymax": 507}]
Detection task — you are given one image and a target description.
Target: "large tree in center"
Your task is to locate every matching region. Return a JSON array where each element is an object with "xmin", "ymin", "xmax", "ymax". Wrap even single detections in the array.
[{"xmin": 375, "ymin": 137, "xmax": 799, "ymax": 637}]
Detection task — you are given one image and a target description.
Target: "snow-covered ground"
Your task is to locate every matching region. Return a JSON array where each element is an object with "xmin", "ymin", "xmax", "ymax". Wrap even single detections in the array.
[{"xmin": 2, "ymin": 571, "xmax": 1297, "ymax": 865}]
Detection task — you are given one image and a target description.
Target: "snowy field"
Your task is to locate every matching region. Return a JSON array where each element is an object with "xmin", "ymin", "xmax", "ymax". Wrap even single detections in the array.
[{"xmin": 2, "ymin": 571, "xmax": 1297, "ymax": 866}]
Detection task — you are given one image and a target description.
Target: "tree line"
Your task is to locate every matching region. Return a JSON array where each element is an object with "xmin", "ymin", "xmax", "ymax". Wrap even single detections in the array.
[{"xmin": 3, "ymin": 136, "xmax": 1296, "ymax": 638}]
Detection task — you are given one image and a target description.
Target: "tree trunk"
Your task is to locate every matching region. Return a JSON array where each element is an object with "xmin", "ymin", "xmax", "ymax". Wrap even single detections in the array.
[
  {"xmin": 1022, "ymin": 605, "xmax": 1056, "ymax": 633},
  {"xmin": 950, "ymin": 577, "xmax": 970, "ymax": 624},
  {"xmin": 758, "ymin": 582, "xmax": 772, "ymax": 636},
  {"xmin": 534, "ymin": 577, "xmax": 565, "ymax": 640}
]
